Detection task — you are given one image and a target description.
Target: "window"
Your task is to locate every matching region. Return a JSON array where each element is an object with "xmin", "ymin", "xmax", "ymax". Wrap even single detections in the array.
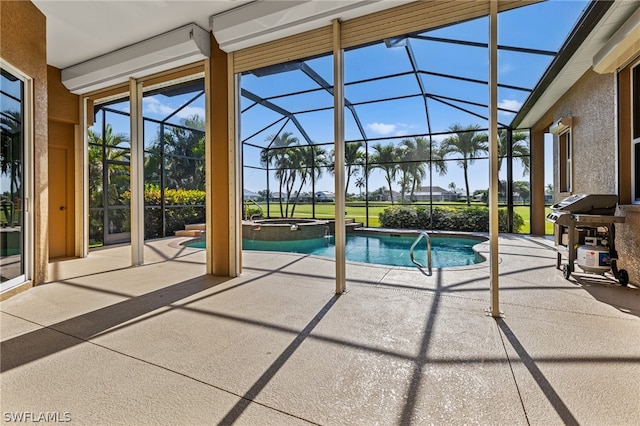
[
  {"xmin": 559, "ymin": 130, "xmax": 571, "ymax": 193},
  {"xmin": 633, "ymin": 63, "xmax": 640, "ymax": 202}
]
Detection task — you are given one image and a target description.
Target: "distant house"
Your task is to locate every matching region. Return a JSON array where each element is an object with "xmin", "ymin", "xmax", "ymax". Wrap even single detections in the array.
[
  {"xmin": 544, "ymin": 193, "xmax": 553, "ymax": 205},
  {"xmin": 243, "ymin": 189, "xmax": 260, "ymax": 201},
  {"xmin": 269, "ymin": 192, "xmax": 285, "ymax": 202},
  {"xmin": 412, "ymin": 186, "xmax": 458, "ymax": 202},
  {"xmin": 369, "ymin": 190, "xmax": 402, "ymax": 201},
  {"xmin": 315, "ymin": 191, "xmax": 335, "ymax": 202}
]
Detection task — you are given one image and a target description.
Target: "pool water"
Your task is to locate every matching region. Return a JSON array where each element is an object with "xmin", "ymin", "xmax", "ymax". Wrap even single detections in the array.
[{"xmin": 186, "ymin": 233, "xmax": 484, "ymax": 268}]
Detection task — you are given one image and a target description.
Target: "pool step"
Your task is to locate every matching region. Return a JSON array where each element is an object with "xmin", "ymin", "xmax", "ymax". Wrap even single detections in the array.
[
  {"xmin": 175, "ymin": 229, "xmax": 204, "ymax": 237},
  {"xmin": 175, "ymin": 223, "xmax": 205, "ymax": 237},
  {"xmin": 346, "ymin": 221, "xmax": 364, "ymax": 232},
  {"xmin": 327, "ymin": 219, "xmax": 364, "ymax": 234}
]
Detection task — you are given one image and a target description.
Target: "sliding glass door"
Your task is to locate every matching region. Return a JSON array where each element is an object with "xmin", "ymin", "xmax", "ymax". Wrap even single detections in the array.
[{"xmin": 1, "ymin": 62, "xmax": 31, "ymax": 289}]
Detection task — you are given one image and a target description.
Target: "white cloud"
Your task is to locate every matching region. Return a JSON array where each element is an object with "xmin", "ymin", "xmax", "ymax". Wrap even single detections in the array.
[
  {"xmin": 143, "ymin": 97, "xmax": 204, "ymax": 121},
  {"xmin": 144, "ymin": 96, "xmax": 173, "ymax": 117},
  {"xmin": 500, "ymin": 63, "xmax": 514, "ymax": 74},
  {"xmin": 498, "ymin": 99, "xmax": 522, "ymax": 117},
  {"xmin": 176, "ymin": 106, "xmax": 205, "ymax": 120},
  {"xmin": 366, "ymin": 122, "xmax": 397, "ymax": 135},
  {"xmin": 365, "ymin": 122, "xmax": 413, "ymax": 137}
]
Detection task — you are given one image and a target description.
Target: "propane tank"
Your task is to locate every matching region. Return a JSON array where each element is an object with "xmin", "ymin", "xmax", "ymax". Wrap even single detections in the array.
[{"xmin": 577, "ymin": 245, "xmax": 611, "ymax": 274}]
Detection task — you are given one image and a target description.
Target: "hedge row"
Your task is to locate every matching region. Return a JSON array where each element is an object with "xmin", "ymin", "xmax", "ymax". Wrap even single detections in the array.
[
  {"xmin": 109, "ymin": 184, "xmax": 205, "ymax": 240},
  {"xmin": 142, "ymin": 184, "xmax": 205, "ymax": 206},
  {"xmin": 379, "ymin": 205, "xmax": 523, "ymax": 233}
]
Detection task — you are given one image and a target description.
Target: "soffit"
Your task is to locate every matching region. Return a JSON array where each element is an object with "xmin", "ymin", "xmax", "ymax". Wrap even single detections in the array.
[{"xmin": 515, "ymin": 1, "xmax": 640, "ymax": 129}]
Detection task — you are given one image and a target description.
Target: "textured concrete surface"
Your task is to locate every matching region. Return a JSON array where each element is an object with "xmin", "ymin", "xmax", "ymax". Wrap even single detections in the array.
[
  {"xmin": 1, "ymin": 236, "xmax": 639, "ymax": 425},
  {"xmin": 617, "ymin": 205, "xmax": 640, "ymax": 286}
]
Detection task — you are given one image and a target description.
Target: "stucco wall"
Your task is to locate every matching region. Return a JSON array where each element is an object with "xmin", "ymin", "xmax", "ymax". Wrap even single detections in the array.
[
  {"xmin": 543, "ymin": 69, "xmax": 639, "ymax": 286},
  {"xmin": 48, "ymin": 66, "xmax": 79, "ymax": 124},
  {"xmin": 615, "ymin": 206, "xmax": 640, "ymax": 285},
  {"xmin": 1, "ymin": 1, "xmax": 48, "ymax": 285},
  {"xmin": 551, "ymin": 69, "xmax": 617, "ymax": 198}
]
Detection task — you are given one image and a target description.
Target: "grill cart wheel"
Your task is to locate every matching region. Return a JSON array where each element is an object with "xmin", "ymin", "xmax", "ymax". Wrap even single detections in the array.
[
  {"xmin": 562, "ymin": 264, "xmax": 571, "ymax": 280},
  {"xmin": 618, "ymin": 269, "xmax": 629, "ymax": 286}
]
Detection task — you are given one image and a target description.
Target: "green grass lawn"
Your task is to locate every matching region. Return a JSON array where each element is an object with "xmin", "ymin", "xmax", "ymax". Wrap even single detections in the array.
[
  {"xmin": 261, "ymin": 202, "xmax": 385, "ymax": 227},
  {"xmin": 252, "ymin": 202, "xmax": 554, "ymax": 234}
]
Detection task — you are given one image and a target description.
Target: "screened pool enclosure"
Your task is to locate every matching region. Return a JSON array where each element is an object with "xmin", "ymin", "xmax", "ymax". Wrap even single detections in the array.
[
  {"xmin": 88, "ymin": 79, "xmax": 205, "ymax": 246},
  {"xmin": 240, "ymin": 3, "xmax": 581, "ymax": 234},
  {"xmin": 86, "ymin": 1, "xmax": 588, "ymax": 245}
]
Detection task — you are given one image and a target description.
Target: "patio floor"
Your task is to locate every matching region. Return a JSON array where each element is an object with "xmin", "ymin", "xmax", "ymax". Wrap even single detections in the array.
[{"xmin": 1, "ymin": 235, "xmax": 639, "ymax": 425}]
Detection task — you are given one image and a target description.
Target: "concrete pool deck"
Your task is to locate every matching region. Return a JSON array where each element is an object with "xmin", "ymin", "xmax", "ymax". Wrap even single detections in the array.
[{"xmin": 1, "ymin": 235, "xmax": 639, "ymax": 425}]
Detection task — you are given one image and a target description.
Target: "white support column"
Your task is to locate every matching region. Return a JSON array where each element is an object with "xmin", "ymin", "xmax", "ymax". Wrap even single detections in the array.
[
  {"xmin": 229, "ymin": 68, "xmax": 241, "ymax": 277},
  {"xmin": 130, "ymin": 78, "xmax": 145, "ymax": 266},
  {"xmin": 333, "ymin": 19, "xmax": 346, "ymax": 294},
  {"xmin": 488, "ymin": 0, "xmax": 501, "ymax": 317},
  {"xmin": 79, "ymin": 98, "xmax": 89, "ymax": 258},
  {"xmin": 204, "ymin": 59, "xmax": 213, "ymax": 276}
]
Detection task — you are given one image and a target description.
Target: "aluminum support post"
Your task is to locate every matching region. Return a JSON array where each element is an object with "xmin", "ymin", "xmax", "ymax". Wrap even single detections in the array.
[
  {"xmin": 488, "ymin": 0, "xmax": 502, "ymax": 317},
  {"xmin": 130, "ymin": 78, "xmax": 145, "ymax": 266},
  {"xmin": 333, "ymin": 19, "xmax": 346, "ymax": 294}
]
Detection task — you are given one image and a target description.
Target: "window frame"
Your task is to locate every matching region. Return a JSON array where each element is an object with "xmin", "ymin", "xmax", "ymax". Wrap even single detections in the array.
[
  {"xmin": 0, "ymin": 58, "xmax": 34, "ymax": 292},
  {"xmin": 559, "ymin": 129, "xmax": 572, "ymax": 193}
]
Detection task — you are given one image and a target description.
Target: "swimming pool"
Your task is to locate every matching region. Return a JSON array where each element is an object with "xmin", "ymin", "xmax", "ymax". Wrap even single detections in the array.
[{"xmin": 185, "ymin": 233, "xmax": 485, "ymax": 268}]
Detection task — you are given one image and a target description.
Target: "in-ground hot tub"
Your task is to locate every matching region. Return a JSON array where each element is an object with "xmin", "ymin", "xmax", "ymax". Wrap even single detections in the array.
[{"xmin": 242, "ymin": 218, "xmax": 330, "ymax": 241}]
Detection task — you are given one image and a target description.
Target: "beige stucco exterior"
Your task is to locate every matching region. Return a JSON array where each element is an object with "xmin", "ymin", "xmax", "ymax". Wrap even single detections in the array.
[
  {"xmin": 549, "ymin": 69, "xmax": 617, "ymax": 198},
  {"xmin": 534, "ymin": 66, "xmax": 640, "ymax": 286}
]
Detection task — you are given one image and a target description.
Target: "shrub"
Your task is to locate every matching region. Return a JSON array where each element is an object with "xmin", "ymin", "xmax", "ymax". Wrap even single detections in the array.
[
  {"xmin": 378, "ymin": 206, "xmax": 419, "ymax": 229},
  {"xmin": 123, "ymin": 184, "xmax": 206, "ymax": 238},
  {"xmin": 243, "ymin": 206, "xmax": 263, "ymax": 220},
  {"xmin": 379, "ymin": 205, "xmax": 523, "ymax": 233}
]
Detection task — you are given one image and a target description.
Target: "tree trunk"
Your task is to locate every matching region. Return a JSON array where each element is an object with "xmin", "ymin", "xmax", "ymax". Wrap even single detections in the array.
[{"xmin": 463, "ymin": 162, "xmax": 471, "ymax": 206}]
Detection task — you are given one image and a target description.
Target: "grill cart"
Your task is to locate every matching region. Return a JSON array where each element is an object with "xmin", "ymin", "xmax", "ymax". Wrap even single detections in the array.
[{"xmin": 546, "ymin": 194, "xmax": 629, "ymax": 286}]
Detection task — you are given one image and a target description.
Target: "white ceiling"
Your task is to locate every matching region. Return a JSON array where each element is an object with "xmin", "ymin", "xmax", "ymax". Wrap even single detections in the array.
[
  {"xmin": 33, "ymin": 0, "xmax": 412, "ymax": 70},
  {"xmin": 32, "ymin": 0, "xmax": 252, "ymax": 69}
]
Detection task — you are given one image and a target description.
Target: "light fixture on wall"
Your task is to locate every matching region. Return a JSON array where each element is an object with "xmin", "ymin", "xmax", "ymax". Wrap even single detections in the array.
[
  {"xmin": 549, "ymin": 117, "xmax": 572, "ymax": 135},
  {"xmin": 61, "ymin": 23, "xmax": 210, "ymax": 95}
]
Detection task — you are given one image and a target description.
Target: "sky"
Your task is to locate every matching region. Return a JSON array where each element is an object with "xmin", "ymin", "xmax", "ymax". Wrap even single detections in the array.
[
  {"xmin": 239, "ymin": 0, "xmax": 589, "ymax": 197},
  {"xmin": 90, "ymin": 0, "xmax": 589, "ymax": 198}
]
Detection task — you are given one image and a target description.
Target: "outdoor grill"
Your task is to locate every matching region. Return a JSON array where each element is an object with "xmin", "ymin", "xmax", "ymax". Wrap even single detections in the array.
[{"xmin": 546, "ymin": 194, "xmax": 629, "ymax": 286}]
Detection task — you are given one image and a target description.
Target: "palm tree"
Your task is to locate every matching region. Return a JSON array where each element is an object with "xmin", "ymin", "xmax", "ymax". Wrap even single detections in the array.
[
  {"xmin": 396, "ymin": 143, "xmax": 412, "ymax": 203},
  {"xmin": 260, "ymin": 131, "xmax": 299, "ymax": 217},
  {"xmin": 369, "ymin": 142, "xmax": 398, "ymax": 204},
  {"xmin": 476, "ymin": 129, "xmax": 530, "ymax": 175},
  {"xmin": 401, "ymin": 136, "xmax": 448, "ymax": 202},
  {"xmin": 355, "ymin": 177, "xmax": 365, "ymax": 198},
  {"xmin": 88, "ymin": 124, "xmax": 131, "ymax": 207},
  {"xmin": 290, "ymin": 145, "xmax": 327, "ymax": 216},
  {"xmin": 87, "ymin": 124, "xmax": 130, "ymax": 243},
  {"xmin": 160, "ymin": 115, "xmax": 206, "ymax": 190},
  {"xmin": 0, "ymin": 110, "xmax": 22, "ymax": 201},
  {"xmin": 499, "ymin": 130, "xmax": 530, "ymax": 176},
  {"xmin": 329, "ymin": 140, "xmax": 365, "ymax": 199},
  {"xmin": 441, "ymin": 124, "xmax": 488, "ymax": 206}
]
